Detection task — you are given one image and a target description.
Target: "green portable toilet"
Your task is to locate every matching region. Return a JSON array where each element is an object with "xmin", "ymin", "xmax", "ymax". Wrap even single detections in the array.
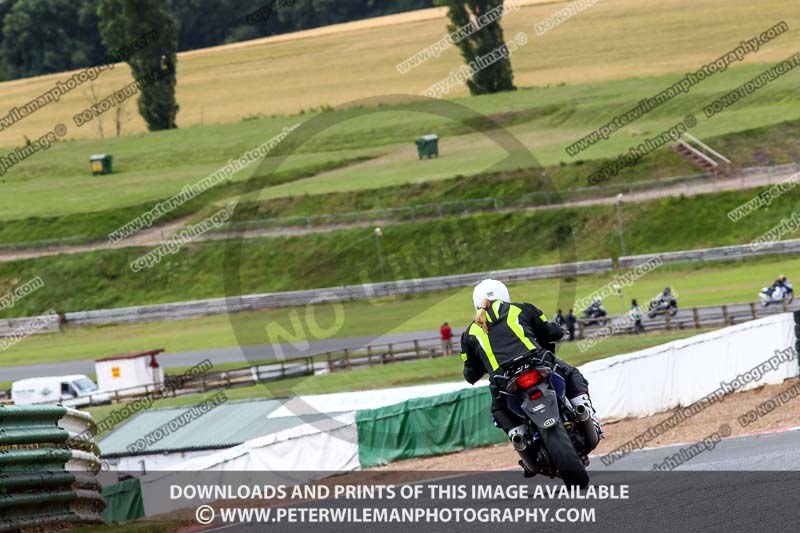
[
  {"xmin": 415, "ymin": 134, "xmax": 439, "ymax": 159},
  {"xmin": 90, "ymin": 154, "xmax": 113, "ymax": 175}
]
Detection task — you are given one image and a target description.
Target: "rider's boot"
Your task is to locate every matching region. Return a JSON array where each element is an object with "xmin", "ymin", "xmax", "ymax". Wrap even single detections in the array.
[{"xmin": 569, "ymin": 394, "xmax": 603, "ymax": 440}]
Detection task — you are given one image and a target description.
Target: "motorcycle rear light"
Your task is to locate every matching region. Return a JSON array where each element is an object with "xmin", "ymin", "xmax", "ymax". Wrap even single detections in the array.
[
  {"xmin": 517, "ymin": 370, "xmax": 542, "ymax": 388},
  {"xmin": 529, "ymin": 391, "xmax": 542, "ymax": 400}
]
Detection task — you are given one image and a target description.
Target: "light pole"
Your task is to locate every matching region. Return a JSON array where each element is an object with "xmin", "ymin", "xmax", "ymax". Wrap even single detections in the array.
[
  {"xmin": 374, "ymin": 227, "xmax": 386, "ymax": 283},
  {"xmin": 613, "ymin": 282, "xmax": 625, "ymax": 315},
  {"xmin": 616, "ymin": 193, "xmax": 626, "ymax": 257}
]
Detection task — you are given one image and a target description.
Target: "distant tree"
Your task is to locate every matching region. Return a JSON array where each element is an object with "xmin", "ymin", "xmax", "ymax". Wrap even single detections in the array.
[
  {"xmin": 169, "ymin": 0, "xmax": 246, "ymax": 51},
  {"xmin": 0, "ymin": 0, "xmax": 15, "ymax": 80},
  {"xmin": 83, "ymin": 83, "xmax": 106, "ymax": 139},
  {"xmin": 435, "ymin": 0, "xmax": 515, "ymax": 95},
  {"xmin": 0, "ymin": 0, "xmax": 103, "ymax": 79},
  {"xmin": 0, "ymin": 0, "xmax": 437, "ymax": 81},
  {"xmin": 98, "ymin": 0, "xmax": 179, "ymax": 130}
]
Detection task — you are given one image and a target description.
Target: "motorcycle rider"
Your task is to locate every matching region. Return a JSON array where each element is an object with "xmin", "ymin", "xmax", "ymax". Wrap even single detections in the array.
[
  {"xmin": 660, "ymin": 287, "xmax": 673, "ymax": 302},
  {"xmin": 586, "ymin": 297, "xmax": 604, "ymax": 315},
  {"xmin": 460, "ymin": 279, "xmax": 602, "ymax": 474},
  {"xmin": 772, "ymin": 275, "xmax": 791, "ymax": 295}
]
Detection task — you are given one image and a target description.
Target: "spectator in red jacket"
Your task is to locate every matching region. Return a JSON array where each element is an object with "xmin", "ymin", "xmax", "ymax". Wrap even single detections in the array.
[{"xmin": 440, "ymin": 322, "xmax": 453, "ymax": 356}]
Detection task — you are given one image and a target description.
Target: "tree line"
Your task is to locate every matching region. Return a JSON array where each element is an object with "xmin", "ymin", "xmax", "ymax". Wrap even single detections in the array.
[
  {"xmin": 0, "ymin": 0, "xmax": 435, "ymax": 81},
  {"xmin": 0, "ymin": 0, "xmax": 513, "ymax": 133}
]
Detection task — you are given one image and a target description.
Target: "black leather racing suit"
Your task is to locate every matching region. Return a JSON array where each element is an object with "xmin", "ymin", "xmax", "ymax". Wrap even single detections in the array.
[{"xmin": 460, "ymin": 300, "xmax": 589, "ymax": 433}]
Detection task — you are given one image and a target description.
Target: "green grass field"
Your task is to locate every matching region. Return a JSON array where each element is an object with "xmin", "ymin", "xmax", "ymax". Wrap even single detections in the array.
[
  {"xmin": 0, "ymin": 0, "xmax": 798, "ymax": 232},
  {"xmin": 1, "ymin": 253, "xmax": 793, "ymax": 369},
  {"xmin": 1, "ymin": 184, "xmax": 799, "ymax": 321},
  {"xmin": 2, "ymin": 61, "xmax": 799, "ymax": 228}
]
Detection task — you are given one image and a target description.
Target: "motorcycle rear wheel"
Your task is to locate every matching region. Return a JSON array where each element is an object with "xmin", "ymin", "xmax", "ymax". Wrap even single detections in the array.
[{"xmin": 539, "ymin": 423, "xmax": 589, "ymax": 488}]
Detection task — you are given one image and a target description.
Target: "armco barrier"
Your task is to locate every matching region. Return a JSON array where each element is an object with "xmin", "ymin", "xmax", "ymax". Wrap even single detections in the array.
[
  {"xmin": 618, "ymin": 238, "xmax": 800, "ymax": 269},
  {"xmin": 0, "ymin": 405, "xmax": 105, "ymax": 530},
  {"xmin": 60, "ymin": 259, "xmax": 613, "ymax": 327},
  {"xmin": 356, "ymin": 386, "xmax": 505, "ymax": 468}
]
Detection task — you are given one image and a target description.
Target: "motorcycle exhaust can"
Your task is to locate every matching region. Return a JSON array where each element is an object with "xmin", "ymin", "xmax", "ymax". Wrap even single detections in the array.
[
  {"xmin": 508, "ymin": 425, "xmax": 529, "ymax": 451},
  {"xmin": 574, "ymin": 404, "xmax": 599, "ymax": 450}
]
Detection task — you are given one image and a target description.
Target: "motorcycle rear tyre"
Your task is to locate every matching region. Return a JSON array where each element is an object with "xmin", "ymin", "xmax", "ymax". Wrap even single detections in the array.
[{"xmin": 539, "ymin": 423, "xmax": 589, "ymax": 488}]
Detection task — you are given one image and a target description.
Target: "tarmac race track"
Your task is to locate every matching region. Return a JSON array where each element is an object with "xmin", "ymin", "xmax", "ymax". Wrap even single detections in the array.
[
  {"xmin": 1, "ymin": 330, "xmax": 438, "ymax": 382},
  {"xmin": 198, "ymin": 429, "xmax": 800, "ymax": 533}
]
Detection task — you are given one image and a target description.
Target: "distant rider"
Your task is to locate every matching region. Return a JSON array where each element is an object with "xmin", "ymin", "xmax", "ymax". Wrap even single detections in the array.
[
  {"xmin": 661, "ymin": 287, "xmax": 673, "ymax": 302},
  {"xmin": 773, "ymin": 275, "xmax": 791, "ymax": 294},
  {"xmin": 587, "ymin": 297, "xmax": 604, "ymax": 314},
  {"xmin": 460, "ymin": 279, "xmax": 602, "ymax": 475}
]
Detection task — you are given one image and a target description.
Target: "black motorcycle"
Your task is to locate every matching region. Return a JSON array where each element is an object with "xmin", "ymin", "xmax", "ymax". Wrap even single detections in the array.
[
  {"xmin": 493, "ymin": 351, "xmax": 600, "ymax": 488},
  {"xmin": 581, "ymin": 304, "xmax": 608, "ymax": 327}
]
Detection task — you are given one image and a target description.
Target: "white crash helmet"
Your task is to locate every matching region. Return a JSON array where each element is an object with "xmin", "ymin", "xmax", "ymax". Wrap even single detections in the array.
[{"xmin": 472, "ymin": 279, "xmax": 510, "ymax": 310}]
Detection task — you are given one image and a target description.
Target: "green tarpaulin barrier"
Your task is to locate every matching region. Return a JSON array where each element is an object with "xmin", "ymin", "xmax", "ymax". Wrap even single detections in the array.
[
  {"xmin": 356, "ymin": 386, "xmax": 506, "ymax": 467},
  {"xmin": 101, "ymin": 478, "xmax": 144, "ymax": 524}
]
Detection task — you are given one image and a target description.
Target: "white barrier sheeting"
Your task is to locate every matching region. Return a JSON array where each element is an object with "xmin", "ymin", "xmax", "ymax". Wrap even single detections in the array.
[
  {"xmin": 139, "ymin": 412, "xmax": 360, "ymax": 516},
  {"xmin": 266, "ymin": 380, "xmax": 488, "ymax": 418},
  {"xmin": 583, "ymin": 314, "xmax": 797, "ymax": 421},
  {"xmin": 173, "ymin": 412, "xmax": 359, "ymax": 473}
]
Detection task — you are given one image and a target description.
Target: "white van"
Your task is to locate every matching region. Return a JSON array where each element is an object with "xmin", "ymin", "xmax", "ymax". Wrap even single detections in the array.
[{"xmin": 11, "ymin": 375, "xmax": 111, "ymax": 407}]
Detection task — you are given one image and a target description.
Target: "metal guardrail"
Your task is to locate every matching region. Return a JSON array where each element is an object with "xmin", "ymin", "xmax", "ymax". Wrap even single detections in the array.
[
  {"xmin": 618, "ymin": 239, "xmax": 800, "ymax": 269},
  {"xmin": 0, "ymin": 406, "xmax": 104, "ymax": 530},
  {"xmin": 52, "ymin": 259, "xmax": 613, "ymax": 328},
  {"xmin": 0, "ymin": 314, "xmax": 61, "ymax": 337}
]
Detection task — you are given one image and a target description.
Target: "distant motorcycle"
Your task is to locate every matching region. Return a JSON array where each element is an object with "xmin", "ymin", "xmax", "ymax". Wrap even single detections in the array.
[
  {"xmin": 647, "ymin": 292, "xmax": 678, "ymax": 318},
  {"xmin": 581, "ymin": 304, "xmax": 608, "ymax": 327},
  {"xmin": 760, "ymin": 282, "xmax": 794, "ymax": 307}
]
